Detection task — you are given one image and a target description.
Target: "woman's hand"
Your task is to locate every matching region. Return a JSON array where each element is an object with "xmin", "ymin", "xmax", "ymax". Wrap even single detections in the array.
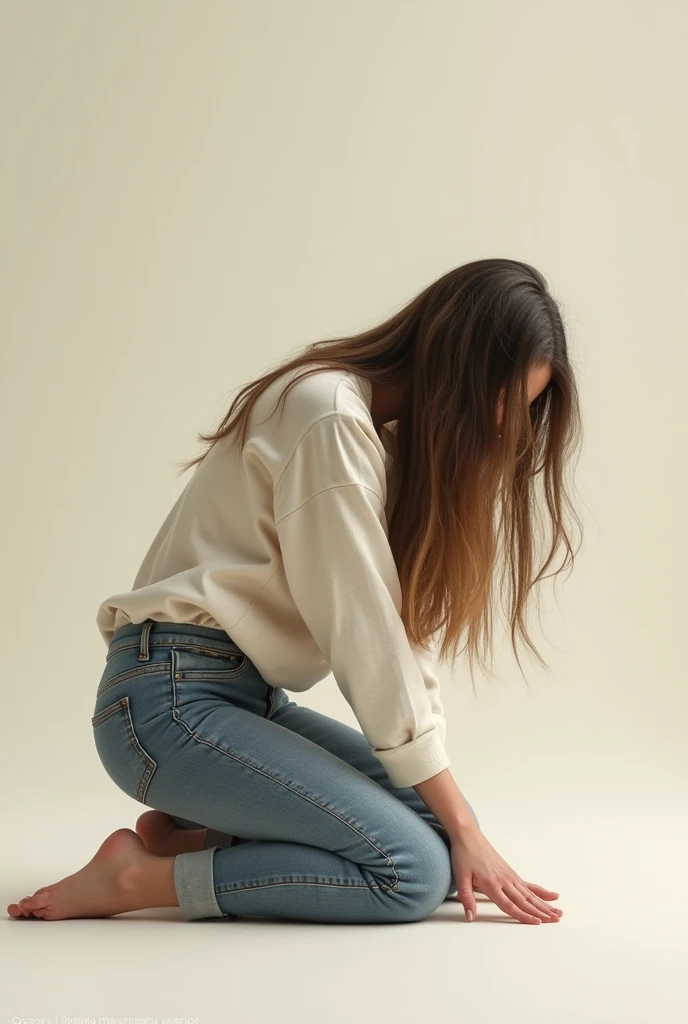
[{"xmin": 450, "ymin": 825, "xmax": 563, "ymax": 925}]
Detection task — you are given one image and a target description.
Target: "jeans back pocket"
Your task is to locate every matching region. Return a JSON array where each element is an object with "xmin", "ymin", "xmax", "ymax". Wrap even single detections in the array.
[{"xmin": 91, "ymin": 696, "xmax": 157, "ymax": 804}]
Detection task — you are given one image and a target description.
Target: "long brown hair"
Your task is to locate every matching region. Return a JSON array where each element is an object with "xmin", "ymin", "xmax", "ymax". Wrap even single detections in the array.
[{"xmin": 175, "ymin": 258, "xmax": 583, "ymax": 688}]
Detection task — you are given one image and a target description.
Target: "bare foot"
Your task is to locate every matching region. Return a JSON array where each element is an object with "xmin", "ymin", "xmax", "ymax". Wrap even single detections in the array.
[
  {"xmin": 6, "ymin": 828, "xmax": 176, "ymax": 920},
  {"xmin": 135, "ymin": 810, "xmax": 208, "ymax": 856}
]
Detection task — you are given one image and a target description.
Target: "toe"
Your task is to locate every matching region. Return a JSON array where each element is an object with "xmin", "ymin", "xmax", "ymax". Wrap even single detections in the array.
[{"xmin": 21, "ymin": 890, "xmax": 51, "ymax": 912}]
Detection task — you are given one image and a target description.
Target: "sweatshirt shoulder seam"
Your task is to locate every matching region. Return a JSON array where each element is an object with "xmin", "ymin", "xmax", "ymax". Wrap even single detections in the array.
[
  {"xmin": 273, "ymin": 406, "xmax": 377, "ymax": 503},
  {"xmin": 274, "ymin": 480, "xmax": 383, "ymax": 527}
]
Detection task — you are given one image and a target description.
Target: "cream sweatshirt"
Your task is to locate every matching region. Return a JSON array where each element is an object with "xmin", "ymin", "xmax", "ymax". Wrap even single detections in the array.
[{"xmin": 96, "ymin": 364, "xmax": 450, "ymax": 788}]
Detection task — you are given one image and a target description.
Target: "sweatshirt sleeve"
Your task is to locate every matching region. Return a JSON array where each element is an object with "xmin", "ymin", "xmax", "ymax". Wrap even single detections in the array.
[
  {"xmin": 273, "ymin": 412, "xmax": 451, "ymax": 788},
  {"xmin": 409, "ymin": 638, "xmax": 448, "ymax": 752}
]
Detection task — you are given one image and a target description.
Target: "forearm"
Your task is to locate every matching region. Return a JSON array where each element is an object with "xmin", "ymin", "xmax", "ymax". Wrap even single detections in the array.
[{"xmin": 413, "ymin": 767, "xmax": 479, "ymax": 839}]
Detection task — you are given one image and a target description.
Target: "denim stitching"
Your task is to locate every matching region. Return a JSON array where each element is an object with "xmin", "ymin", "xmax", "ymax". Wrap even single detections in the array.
[
  {"xmin": 106, "ymin": 639, "xmax": 244, "ymax": 663},
  {"xmin": 170, "ymin": 707, "xmax": 400, "ymax": 893},
  {"xmin": 121, "ymin": 696, "xmax": 158, "ymax": 802},
  {"xmin": 215, "ymin": 880, "xmax": 383, "ymax": 896},
  {"xmin": 174, "ymin": 660, "xmax": 249, "ymax": 681},
  {"xmin": 91, "ymin": 700, "xmax": 126, "ymax": 728},
  {"xmin": 96, "ymin": 661, "xmax": 172, "ymax": 698},
  {"xmin": 91, "ymin": 697, "xmax": 158, "ymax": 803}
]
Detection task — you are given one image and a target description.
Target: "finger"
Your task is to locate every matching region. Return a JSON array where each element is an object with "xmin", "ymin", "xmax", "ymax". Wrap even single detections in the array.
[
  {"xmin": 509, "ymin": 880, "xmax": 561, "ymax": 920},
  {"xmin": 518, "ymin": 881, "xmax": 563, "ymax": 914},
  {"xmin": 482, "ymin": 882, "xmax": 543, "ymax": 925},
  {"xmin": 456, "ymin": 875, "xmax": 478, "ymax": 922},
  {"xmin": 502, "ymin": 881, "xmax": 558, "ymax": 922},
  {"xmin": 522, "ymin": 882, "xmax": 560, "ymax": 900}
]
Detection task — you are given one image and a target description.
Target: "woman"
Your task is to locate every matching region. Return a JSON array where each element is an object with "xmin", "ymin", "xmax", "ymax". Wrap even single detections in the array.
[{"xmin": 8, "ymin": 257, "xmax": 582, "ymax": 925}]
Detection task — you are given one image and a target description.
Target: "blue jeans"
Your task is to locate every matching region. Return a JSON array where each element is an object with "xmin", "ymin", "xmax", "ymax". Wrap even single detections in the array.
[{"xmin": 91, "ymin": 618, "xmax": 479, "ymax": 922}]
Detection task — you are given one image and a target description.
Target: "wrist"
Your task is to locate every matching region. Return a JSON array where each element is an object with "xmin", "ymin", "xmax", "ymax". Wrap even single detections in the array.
[
  {"xmin": 446, "ymin": 819, "xmax": 480, "ymax": 841},
  {"xmin": 413, "ymin": 768, "xmax": 481, "ymax": 840}
]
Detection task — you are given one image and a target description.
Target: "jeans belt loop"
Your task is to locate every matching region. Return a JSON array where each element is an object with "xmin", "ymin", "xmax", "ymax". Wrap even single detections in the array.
[{"xmin": 138, "ymin": 620, "xmax": 153, "ymax": 661}]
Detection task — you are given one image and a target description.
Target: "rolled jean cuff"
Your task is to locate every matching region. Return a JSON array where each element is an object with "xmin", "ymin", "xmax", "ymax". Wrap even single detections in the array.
[{"xmin": 173, "ymin": 846, "xmax": 224, "ymax": 920}]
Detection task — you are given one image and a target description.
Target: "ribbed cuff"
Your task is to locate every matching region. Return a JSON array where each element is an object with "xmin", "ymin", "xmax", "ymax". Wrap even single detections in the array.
[
  {"xmin": 173, "ymin": 846, "xmax": 224, "ymax": 920},
  {"xmin": 374, "ymin": 727, "xmax": 451, "ymax": 788}
]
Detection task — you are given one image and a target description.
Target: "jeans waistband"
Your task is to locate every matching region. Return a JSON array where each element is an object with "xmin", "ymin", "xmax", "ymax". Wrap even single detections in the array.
[{"xmin": 107, "ymin": 618, "xmax": 244, "ymax": 662}]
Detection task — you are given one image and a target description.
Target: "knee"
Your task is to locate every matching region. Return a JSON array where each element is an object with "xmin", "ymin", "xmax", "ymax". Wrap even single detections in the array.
[{"xmin": 394, "ymin": 836, "xmax": 453, "ymax": 922}]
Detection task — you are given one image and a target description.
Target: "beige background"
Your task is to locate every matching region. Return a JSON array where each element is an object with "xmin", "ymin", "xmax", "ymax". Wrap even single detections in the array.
[{"xmin": 1, "ymin": 1, "xmax": 686, "ymax": 1020}]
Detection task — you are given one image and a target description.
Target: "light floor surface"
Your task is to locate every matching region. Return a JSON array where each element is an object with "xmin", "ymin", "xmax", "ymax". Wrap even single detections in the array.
[{"xmin": 2, "ymin": 796, "xmax": 685, "ymax": 1024}]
